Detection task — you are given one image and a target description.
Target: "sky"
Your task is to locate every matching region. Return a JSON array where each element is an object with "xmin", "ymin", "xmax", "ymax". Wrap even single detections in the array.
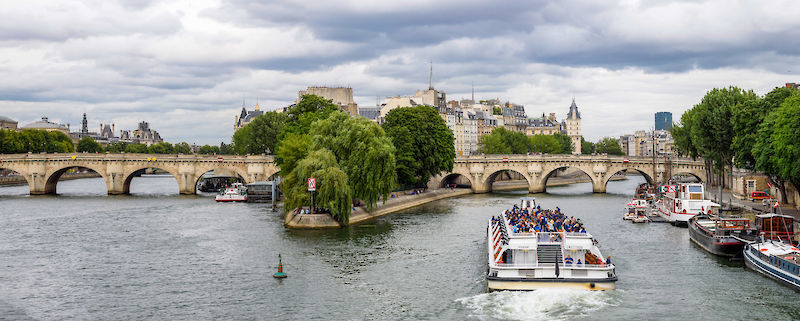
[{"xmin": 1, "ymin": 0, "xmax": 799, "ymax": 144}]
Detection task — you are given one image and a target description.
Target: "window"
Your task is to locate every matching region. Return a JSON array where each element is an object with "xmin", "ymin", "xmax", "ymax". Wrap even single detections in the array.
[{"xmin": 689, "ymin": 186, "xmax": 703, "ymax": 193}]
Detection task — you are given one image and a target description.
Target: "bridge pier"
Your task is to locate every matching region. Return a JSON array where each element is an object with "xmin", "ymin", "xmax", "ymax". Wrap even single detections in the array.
[
  {"xmin": 592, "ymin": 179, "xmax": 607, "ymax": 193},
  {"xmin": 529, "ymin": 180, "xmax": 545, "ymax": 194},
  {"xmin": 28, "ymin": 173, "xmax": 48, "ymax": 195}
]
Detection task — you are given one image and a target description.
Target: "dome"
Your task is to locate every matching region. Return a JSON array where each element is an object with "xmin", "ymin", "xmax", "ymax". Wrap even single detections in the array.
[
  {"xmin": 20, "ymin": 117, "xmax": 68, "ymax": 131},
  {"xmin": 0, "ymin": 115, "xmax": 17, "ymax": 123}
]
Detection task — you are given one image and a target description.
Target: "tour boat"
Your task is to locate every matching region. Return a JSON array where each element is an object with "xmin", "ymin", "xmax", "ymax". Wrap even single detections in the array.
[
  {"xmin": 486, "ymin": 197, "xmax": 617, "ymax": 291},
  {"xmin": 656, "ymin": 183, "xmax": 719, "ymax": 227},
  {"xmin": 215, "ymin": 182, "xmax": 247, "ymax": 202},
  {"xmin": 743, "ymin": 240, "xmax": 800, "ymax": 292},
  {"xmin": 688, "ymin": 214, "xmax": 750, "ymax": 257},
  {"xmin": 632, "ymin": 213, "xmax": 649, "ymax": 223}
]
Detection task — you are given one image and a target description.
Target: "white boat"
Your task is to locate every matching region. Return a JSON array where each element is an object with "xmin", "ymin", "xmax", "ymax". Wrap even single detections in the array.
[
  {"xmin": 744, "ymin": 240, "xmax": 800, "ymax": 292},
  {"xmin": 624, "ymin": 199, "xmax": 648, "ymax": 220},
  {"xmin": 486, "ymin": 197, "xmax": 617, "ymax": 291},
  {"xmin": 215, "ymin": 182, "xmax": 247, "ymax": 202},
  {"xmin": 656, "ymin": 183, "xmax": 719, "ymax": 227}
]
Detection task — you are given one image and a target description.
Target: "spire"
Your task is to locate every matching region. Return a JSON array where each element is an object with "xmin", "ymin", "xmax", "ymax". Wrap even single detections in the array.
[
  {"xmin": 81, "ymin": 112, "xmax": 88, "ymax": 134},
  {"xmin": 568, "ymin": 98, "xmax": 581, "ymax": 120},
  {"xmin": 255, "ymin": 97, "xmax": 260, "ymax": 111},
  {"xmin": 428, "ymin": 60, "xmax": 433, "ymax": 90},
  {"xmin": 471, "ymin": 82, "xmax": 475, "ymax": 102}
]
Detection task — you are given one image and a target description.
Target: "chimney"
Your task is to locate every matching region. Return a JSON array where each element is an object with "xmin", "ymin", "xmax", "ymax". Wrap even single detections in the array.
[
  {"xmin": 100, "ymin": 123, "xmax": 103, "ymax": 133},
  {"xmin": 112, "ymin": 123, "xmax": 115, "ymax": 135}
]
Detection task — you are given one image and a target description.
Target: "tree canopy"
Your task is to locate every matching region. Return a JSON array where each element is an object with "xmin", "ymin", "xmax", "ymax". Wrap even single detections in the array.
[
  {"xmin": 753, "ymin": 90, "xmax": 800, "ymax": 192},
  {"xmin": 77, "ymin": 136, "xmax": 102, "ymax": 153},
  {"xmin": 478, "ymin": 127, "xmax": 531, "ymax": 154},
  {"xmin": 0, "ymin": 129, "xmax": 74, "ymax": 154},
  {"xmin": 552, "ymin": 132, "xmax": 573, "ymax": 154},
  {"xmin": 580, "ymin": 137, "xmax": 595, "ymax": 155},
  {"xmin": 233, "ymin": 111, "xmax": 287, "ymax": 155},
  {"xmin": 594, "ymin": 137, "xmax": 624, "ymax": 155},
  {"xmin": 382, "ymin": 105, "xmax": 455, "ymax": 188},
  {"xmin": 529, "ymin": 134, "xmax": 561, "ymax": 154}
]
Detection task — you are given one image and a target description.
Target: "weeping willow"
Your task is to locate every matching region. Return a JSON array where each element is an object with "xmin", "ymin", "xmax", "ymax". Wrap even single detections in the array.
[{"xmin": 283, "ymin": 149, "xmax": 352, "ymax": 223}]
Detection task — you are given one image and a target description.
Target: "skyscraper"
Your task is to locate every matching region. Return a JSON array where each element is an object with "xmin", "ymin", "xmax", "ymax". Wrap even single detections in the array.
[{"xmin": 655, "ymin": 112, "xmax": 672, "ymax": 131}]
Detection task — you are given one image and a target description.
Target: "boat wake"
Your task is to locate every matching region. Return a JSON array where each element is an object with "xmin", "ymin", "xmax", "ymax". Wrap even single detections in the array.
[{"xmin": 456, "ymin": 289, "xmax": 615, "ymax": 321}]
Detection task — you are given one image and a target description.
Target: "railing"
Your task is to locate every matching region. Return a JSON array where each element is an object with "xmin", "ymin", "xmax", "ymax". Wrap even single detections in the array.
[{"xmin": 494, "ymin": 262, "xmax": 613, "ymax": 269}]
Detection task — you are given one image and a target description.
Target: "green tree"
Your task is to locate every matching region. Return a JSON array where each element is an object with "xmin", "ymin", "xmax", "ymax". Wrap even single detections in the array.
[
  {"xmin": 478, "ymin": 127, "xmax": 530, "ymax": 154},
  {"xmin": 282, "ymin": 94, "xmax": 340, "ymax": 138},
  {"xmin": 552, "ymin": 132, "xmax": 573, "ymax": 154},
  {"xmin": 275, "ymin": 133, "xmax": 312, "ymax": 175},
  {"xmin": 147, "ymin": 142, "xmax": 174, "ymax": 154},
  {"xmin": 310, "ymin": 111, "xmax": 396, "ymax": 211},
  {"xmin": 671, "ymin": 109, "xmax": 699, "ymax": 158},
  {"xmin": 580, "ymin": 137, "xmax": 595, "ymax": 155},
  {"xmin": 174, "ymin": 142, "xmax": 193, "ymax": 154},
  {"xmin": 753, "ymin": 90, "xmax": 800, "ymax": 202},
  {"xmin": 528, "ymin": 134, "xmax": 561, "ymax": 154},
  {"xmin": 77, "ymin": 136, "xmax": 103, "ymax": 153},
  {"xmin": 382, "ymin": 105, "xmax": 455, "ymax": 188},
  {"xmin": 105, "ymin": 142, "xmax": 127, "ymax": 153},
  {"xmin": 594, "ymin": 137, "xmax": 624, "ymax": 155},
  {"xmin": 198, "ymin": 145, "xmax": 221, "ymax": 154},
  {"xmin": 124, "ymin": 143, "xmax": 148, "ymax": 153},
  {"xmin": 10, "ymin": 130, "xmax": 74, "ymax": 153},
  {"xmin": 219, "ymin": 142, "xmax": 234, "ymax": 155},
  {"xmin": 283, "ymin": 149, "xmax": 352, "ymax": 223},
  {"xmin": 492, "ymin": 107, "xmax": 502, "ymax": 115},
  {"xmin": 233, "ymin": 111, "xmax": 287, "ymax": 155},
  {"xmin": 0, "ymin": 129, "xmax": 24, "ymax": 153},
  {"xmin": 732, "ymin": 86, "xmax": 794, "ymax": 169}
]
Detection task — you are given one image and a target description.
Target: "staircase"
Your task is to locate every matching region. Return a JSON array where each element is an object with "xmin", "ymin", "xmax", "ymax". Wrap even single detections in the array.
[{"xmin": 537, "ymin": 244, "xmax": 563, "ymax": 264}]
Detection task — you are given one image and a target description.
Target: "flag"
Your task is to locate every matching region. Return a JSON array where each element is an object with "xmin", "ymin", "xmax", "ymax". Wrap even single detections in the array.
[{"xmin": 773, "ymin": 201, "xmax": 780, "ymax": 208}]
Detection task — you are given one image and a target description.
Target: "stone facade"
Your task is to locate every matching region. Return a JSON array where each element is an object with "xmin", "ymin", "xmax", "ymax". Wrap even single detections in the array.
[
  {"xmin": 0, "ymin": 116, "xmax": 18, "ymax": 131},
  {"xmin": 566, "ymin": 99, "xmax": 582, "ymax": 154},
  {"xmin": 298, "ymin": 86, "xmax": 358, "ymax": 117}
]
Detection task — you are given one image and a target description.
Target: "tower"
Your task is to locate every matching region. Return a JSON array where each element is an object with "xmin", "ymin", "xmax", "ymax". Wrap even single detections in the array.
[
  {"xmin": 428, "ymin": 60, "xmax": 433, "ymax": 90},
  {"xmin": 566, "ymin": 98, "xmax": 582, "ymax": 154},
  {"xmin": 81, "ymin": 113, "xmax": 88, "ymax": 134}
]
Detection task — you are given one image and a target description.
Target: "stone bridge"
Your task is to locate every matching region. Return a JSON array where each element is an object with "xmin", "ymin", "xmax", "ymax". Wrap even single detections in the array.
[
  {"xmin": 0, "ymin": 153, "xmax": 278, "ymax": 195},
  {"xmin": 436, "ymin": 154, "xmax": 706, "ymax": 193}
]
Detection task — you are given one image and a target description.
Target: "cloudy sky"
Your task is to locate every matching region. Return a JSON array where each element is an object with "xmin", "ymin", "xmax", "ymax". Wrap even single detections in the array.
[{"xmin": 1, "ymin": 0, "xmax": 799, "ymax": 144}]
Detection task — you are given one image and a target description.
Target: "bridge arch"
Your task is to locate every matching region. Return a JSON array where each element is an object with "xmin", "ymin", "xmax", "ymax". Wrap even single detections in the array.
[
  {"xmin": 538, "ymin": 166, "xmax": 596, "ymax": 193},
  {"xmin": 0, "ymin": 167, "xmax": 29, "ymax": 195},
  {"xmin": 440, "ymin": 172, "xmax": 473, "ymax": 189},
  {"xmin": 44, "ymin": 164, "xmax": 108, "ymax": 195},
  {"xmin": 483, "ymin": 169, "xmax": 532, "ymax": 193},
  {"xmin": 194, "ymin": 167, "xmax": 247, "ymax": 194},
  {"xmin": 603, "ymin": 168, "xmax": 655, "ymax": 189},
  {"xmin": 122, "ymin": 166, "xmax": 181, "ymax": 195},
  {"xmin": 669, "ymin": 171, "xmax": 703, "ymax": 183}
]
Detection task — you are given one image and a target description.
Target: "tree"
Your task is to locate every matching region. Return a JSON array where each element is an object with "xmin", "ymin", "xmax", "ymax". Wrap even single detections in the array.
[
  {"xmin": 147, "ymin": 142, "xmax": 174, "ymax": 154},
  {"xmin": 275, "ymin": 133, "xmax": 312, "ymax": 175},
  {"xmin": 594, "ymin": 137, "xmax": 624, "ymax": 155},
  {"xmin": 528, "ymin": 134, "xmax": 561, "ymax": 154},
  {"xmin": 310, "ymin": 111, "xmax": 396, "ymax": 211},
  {"xmin": 382, "ymin": 105, "xmax": 455, "ymax": 188},
  {"xmin": 174, "ymin": 142, "xmax": 193, "ymax": 154},
  {"xmin": 580, "ymin": 137, "xmax": 595, "ymax": 155},
  {"xmin": 77, "ymin": 136, "xmax": 103, "ymax": 153},
  {"xmin": 492, "ymin": 107, "xmax": 502, "ymax": 115},
  {"xmin": 281, "ymin": 94, "xmax": 340, "ymax": 138},
  {"xmin": 233, "ymin": 111, "xmax": 287, "ymax": 155},
  {"xmin": 105, "ymin": 142, "xmax": 127, "ymax": 153},
  {"xmin": 671, "ymin": 109, "xmax": 699, "ymax": 158},
  {"xmin": 283, "ymin": 149, "xmax": 351, "ymax": 223},
  {"xmin": 198, "ymin": 145, "xmax": 221, "ymax": 154},
  {"xmin": 124, "ymin": 143, "xmax": 148, "ymax": 153},
  {"xmin": 478, "ymin": 127, "xmax": 530, "ymax": 154},
  {"xmin": 753, "ymin": 90, "xmax": 800, "ymax": 202},
  {"xmin": 3, "ymin": 129, "xmax": 75, "ymax": 153},
  {"xmin": 552, "ymin": 132, "xmax": 573, "ymax": 154},
  {"xmin": 732, "ymin": 86, "xmax": 794, "ymax": 169},
  {"xmin": 219, "ymin": 142, "xmax": 234, "ymax": 155}
]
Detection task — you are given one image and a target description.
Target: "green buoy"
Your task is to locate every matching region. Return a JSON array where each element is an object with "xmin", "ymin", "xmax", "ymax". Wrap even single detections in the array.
[{"xmin": 273, "ymin": 254, "xmax": 287, "ymax": 278}]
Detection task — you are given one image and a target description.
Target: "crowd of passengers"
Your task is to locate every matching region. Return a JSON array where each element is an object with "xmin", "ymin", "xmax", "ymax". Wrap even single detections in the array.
[{"xmin": 503, "ymin": 204, "xmax": 586, "ymax": 234}]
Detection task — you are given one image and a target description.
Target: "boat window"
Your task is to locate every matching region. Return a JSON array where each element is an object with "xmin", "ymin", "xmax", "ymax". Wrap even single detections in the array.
[{"xmin": 688, "ymin": 186, "xmax": 703, "ymax": 193}]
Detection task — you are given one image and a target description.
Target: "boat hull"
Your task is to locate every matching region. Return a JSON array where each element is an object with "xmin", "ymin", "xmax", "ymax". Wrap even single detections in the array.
[
  {"xmin": 487, "ymin": 277, "xmax": 617, "ymax": 291},
  {"xmin": 688, "ymin": 220, "xmax": 744, "ymax": 257},
  {"xmin": 743, "ymin": 245, "xmax": 800, "ymax": 292}
]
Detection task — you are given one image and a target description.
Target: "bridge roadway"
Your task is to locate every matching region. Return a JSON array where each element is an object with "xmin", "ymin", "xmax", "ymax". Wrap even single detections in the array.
[{"xmin": 0, "ymin": 153, "xmax": 705, "ymax": 195}]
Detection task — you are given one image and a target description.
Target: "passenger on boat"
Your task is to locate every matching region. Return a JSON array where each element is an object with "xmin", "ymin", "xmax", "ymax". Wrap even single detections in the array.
[
  {"xmin": 576, "ymin": 259, "xmax": 582, "ymax": 265},
  {"xmin": 565, "ymin": 256, "xmax": 574, "ymax": 264},
  {"xmin": 605, "ymin": 256, "xmax": 612, "ymax": 265}
]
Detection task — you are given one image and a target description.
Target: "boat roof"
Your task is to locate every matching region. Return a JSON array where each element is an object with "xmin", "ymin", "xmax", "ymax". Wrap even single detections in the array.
[
  {"xmin": 756, "ymin": 213, "xmax": 794, "ymax": 219},
  {"xmin": 519, "ymin": 197, "xmax": 536, "ymax": 200}
]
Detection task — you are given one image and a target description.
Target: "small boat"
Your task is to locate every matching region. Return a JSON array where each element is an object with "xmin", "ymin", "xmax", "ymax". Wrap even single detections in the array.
[
  {"xmin": 744, "ymin": 241, "xmax": 800, "ymax": 292},
  {"xmin": 486, "ymin": 197, "xmax": 617, "ymax": 291},
  {"xmin": 215, "ymin": 182, "xmax": 247, "ymax": 202},
  {"xmin": 688, "ymin": 214, "xmax": 749, "ymax": 257},
  {"xmin": 656, "ymin": 183, "xmax": 719, "ymax": 227},
  {"xmin": 624, "ymin": 199, "xmax": 648, "ymax": 220},
  {"xmin": 632, "ymin": 213, "xmax": 649, "ymax": 223}
]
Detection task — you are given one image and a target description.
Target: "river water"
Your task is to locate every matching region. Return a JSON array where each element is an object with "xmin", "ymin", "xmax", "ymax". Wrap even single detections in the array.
[{"xmin": 1, "ymin": 175, "xmax": 798, "ymax": 320}]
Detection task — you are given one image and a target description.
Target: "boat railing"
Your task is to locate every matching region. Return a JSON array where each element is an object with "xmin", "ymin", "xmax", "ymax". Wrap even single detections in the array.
[{"xmin": 494, "ymin": 262, "xmax": 613, "ymax": 269}]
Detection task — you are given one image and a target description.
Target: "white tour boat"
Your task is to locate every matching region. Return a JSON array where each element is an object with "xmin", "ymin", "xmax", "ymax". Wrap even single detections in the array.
[
  {"xmin": 215, "ymin": 182, "xmax": 247, "ymax": 202},
  {"xmin": 486, "ymin": 197, "xmax": 617, "ymax": 291},
  {"xmin": 624, "ymin": 199, "xmax": 648, "ymax": 220},
  {"xmin": 656, "ymin": 183, "xmax": 719, "ymax": 227}
]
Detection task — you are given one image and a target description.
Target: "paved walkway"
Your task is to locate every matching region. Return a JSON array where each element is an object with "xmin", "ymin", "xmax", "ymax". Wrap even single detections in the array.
[{"xmin": 706, "ymin": 187, "xmax": 799, "ymax": 219}]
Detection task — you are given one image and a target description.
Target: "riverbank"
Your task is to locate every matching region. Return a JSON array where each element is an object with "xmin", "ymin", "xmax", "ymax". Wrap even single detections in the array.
[
  {"xmin": 0, "ymin": 172, "xmax": 101, "ymax": 186},
  {"xmin": 284, "ymin": 188, "xmax": 473, "ymax": 229}
]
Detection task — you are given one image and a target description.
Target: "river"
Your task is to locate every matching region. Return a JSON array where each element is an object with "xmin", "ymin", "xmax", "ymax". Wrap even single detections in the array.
[{"xmin": 1, "ymin": 175, "xmax": 798, "ymax": 320}]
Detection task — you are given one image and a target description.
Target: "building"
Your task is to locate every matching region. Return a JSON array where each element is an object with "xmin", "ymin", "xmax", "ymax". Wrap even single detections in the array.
[
  {"xmin": 619, "ymin": 134, "xmax": 636, "ymax": 156},
  {"xmin": 357, "ymin": 106, "xmax": 382, "ymax": 123},
  {"xmin": 623, "ymin": 129, "xmax": 673, "ymax": 156},
  {"xmin": 119, "ymin": 121, "xmax": 163, "ymax": 146},
  {"xmin": 69, "ymin": 113, "xmax": 116, "ymax": 145},
  {"xmin": 655, "ymin": 112, "xmax": 672, "ymax": 131},
  {"xmin": 298, "ymin": 86, "xmax": 359, "ymax": 117},
  {"xmin": 19, "ymin": 117, "xmax": 70, "ymax": 134},
  {"xmin": 234, "ymin": 101, "xmax": 264, "ymax": 131},
  {"xmin": 786, "ymin": 83, "xmax": 799, "ymax": 89},
  {"xmin": 566, "ymin": 99, "xmax": 582, "ymax": 154},
  {"xmin": 474, "ymin": 109, "xmax": 498, "ymax": 137},
  {"xmin": 0, "ymin": 116, "xmax": 18, "ymax": 131},
  {"xmin": 526, "ymin": 113, "xmax": 562, "ymax": 135}
]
